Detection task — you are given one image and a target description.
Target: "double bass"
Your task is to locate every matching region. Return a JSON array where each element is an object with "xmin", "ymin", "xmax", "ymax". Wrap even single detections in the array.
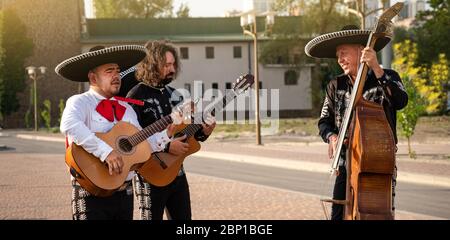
[{"xmin": 322, "ymin": 3, "xmax": 404, "ymax": 220}]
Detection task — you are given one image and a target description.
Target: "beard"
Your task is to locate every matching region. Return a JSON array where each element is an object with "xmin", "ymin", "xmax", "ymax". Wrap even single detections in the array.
[
  {"xmin": 161, "ymin": 77, "xmax": 173, "ymax": 86},
  {"xmin": 161, "ymin": 72, "xmax": 175, "ymax": 86}
]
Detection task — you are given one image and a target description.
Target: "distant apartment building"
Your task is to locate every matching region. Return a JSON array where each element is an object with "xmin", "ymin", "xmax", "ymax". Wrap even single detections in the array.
[
  {"xmin": 364, "ymin": 0, "xmax": 429, "ymax": 29},
  {"xmin": 396, "ymin": 0, "xmax": 428, "ymax": 28},
  {"xmin": 243, "ymin": 0, "xmax": 276, "ymax": 13}
]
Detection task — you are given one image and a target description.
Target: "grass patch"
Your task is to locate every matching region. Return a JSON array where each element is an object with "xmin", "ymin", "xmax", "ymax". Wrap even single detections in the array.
[{"xmin": 212, "ymin": 116, "xmax": 450, "ymax": 140}]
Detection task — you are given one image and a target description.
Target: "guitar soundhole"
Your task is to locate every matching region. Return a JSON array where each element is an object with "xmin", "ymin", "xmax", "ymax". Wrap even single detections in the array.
[{"xmin": 118, "ymin": 138, "xmax": 133, "ymax": 153}]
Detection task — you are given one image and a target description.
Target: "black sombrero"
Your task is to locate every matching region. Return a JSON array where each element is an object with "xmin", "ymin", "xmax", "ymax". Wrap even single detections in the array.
[
  {"xmin": 55, "ymin": 45, "xmax": 146, "ymax": 82},
  {"xmin": 304, "ymin": 25, "xmax": 391, "ymax": 59}
]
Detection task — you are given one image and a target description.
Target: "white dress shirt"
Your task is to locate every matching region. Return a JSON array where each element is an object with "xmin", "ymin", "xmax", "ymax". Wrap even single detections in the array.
[{"xmin": 60, "ymin": 88, "xmax": 171, "ymax": 181}]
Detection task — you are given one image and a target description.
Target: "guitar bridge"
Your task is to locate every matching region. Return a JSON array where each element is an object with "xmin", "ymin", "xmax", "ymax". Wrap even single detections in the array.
[{"xmin": 152, "ymin": 153, "xmax": 168, "ymax": 169}]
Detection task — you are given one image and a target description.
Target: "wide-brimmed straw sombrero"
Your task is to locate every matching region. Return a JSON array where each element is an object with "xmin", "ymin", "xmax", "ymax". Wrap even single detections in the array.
[
  {"xmin": 55, "ymin": 45, "xmax": 146, "ymax": 82},
  {"xmin": 304, "ymin": 25, "xmax": 391, "ymax": 59}
]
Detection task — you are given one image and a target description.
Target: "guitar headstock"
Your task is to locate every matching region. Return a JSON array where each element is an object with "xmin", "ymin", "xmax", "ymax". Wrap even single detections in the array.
[
  {"xmin": 373, "ymin": 2, "xmax": 404, "ymax": 37},
  {"xmin": 232, "ymin": 74, "xmax": 255, "ymax": 95}
]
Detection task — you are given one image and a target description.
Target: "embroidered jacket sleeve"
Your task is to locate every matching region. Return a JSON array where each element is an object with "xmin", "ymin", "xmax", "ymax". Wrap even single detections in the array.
[
  {"xmin": 194, "ymin": 128, "xmax": 209, "ymax": 142},
  {"xmin": 377, "ymin": 69, "xmax": 408, "ymax": 110},
  {"xmin": 60, "ymin": 95, "xmax": 113, "ymax": 162},
  {"xmin": 318, "ymin": 79, "xmax": 338, "ymax": 143}
]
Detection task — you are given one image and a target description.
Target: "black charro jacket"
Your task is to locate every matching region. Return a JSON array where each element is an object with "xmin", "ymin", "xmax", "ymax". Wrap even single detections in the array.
[{"xmin": 318, "ymin": 69, "xmax": 408, "ymax": 144}]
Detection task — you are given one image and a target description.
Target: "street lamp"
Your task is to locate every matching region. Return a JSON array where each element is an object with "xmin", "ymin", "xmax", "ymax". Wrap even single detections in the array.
[
  {"xmin": 26, "ymin": 66, "xmax": 47, "ymax": 132},
  {"xmin": 240, "ymin": 10, "xmax": 275, "ymax": 146}
]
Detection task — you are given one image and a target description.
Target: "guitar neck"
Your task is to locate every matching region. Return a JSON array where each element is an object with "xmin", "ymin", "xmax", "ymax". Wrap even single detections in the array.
[
  {"xmin": 128, "ymin": 115, "xmax": 173, "ymax": 146},
  {"xmin": 181, "ymin": 90, "xmax": 237, "ymax": 138}
]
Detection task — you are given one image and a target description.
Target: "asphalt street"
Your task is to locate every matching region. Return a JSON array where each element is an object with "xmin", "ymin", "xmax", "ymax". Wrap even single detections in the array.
[{"xmin": 1, "ymin": 134, "xmax": 448, "ymax": 219}]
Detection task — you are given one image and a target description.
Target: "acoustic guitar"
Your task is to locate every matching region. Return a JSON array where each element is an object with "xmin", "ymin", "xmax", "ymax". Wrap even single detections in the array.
[
  {"xmin": 65, "ymin": 102, "xmax": 189, "ymax": 197},
  {"xmin": 138, "ymin": 74, "xmax": 255, "ymax": 186}
]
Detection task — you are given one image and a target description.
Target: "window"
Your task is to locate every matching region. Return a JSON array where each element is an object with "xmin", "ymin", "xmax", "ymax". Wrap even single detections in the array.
[
  {"xmin": 284, "ymin": 70, "xmax": 298, "ymax": 85},
  {"xmin": 206, "ymin": 46, "xmax": 214, "ymax": 59},
  {"xmin": 225, "ymin": 82, "xmax": 232, "ymax": 89},
  {"xmin": 233, "ymin": 46, "xmax": 242, "ymax": 58},
  {"xmin": 180, "ymin": 47, "xmax": 189, "ymax": 59},
  {"xmin": 212, "ymin": 83, "xmax": 218, "ymax": 99}
]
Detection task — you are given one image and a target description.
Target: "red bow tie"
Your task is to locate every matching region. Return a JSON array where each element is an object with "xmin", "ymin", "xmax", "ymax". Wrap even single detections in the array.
[{"xmin": 96, "ymin": 99, "xmax": 126, "ymax": 122}]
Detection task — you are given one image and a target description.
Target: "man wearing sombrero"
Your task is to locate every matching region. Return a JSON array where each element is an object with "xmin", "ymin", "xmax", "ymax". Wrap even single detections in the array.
[
  {"xmin": 57, "ymin": 45, "xmax": 173, "ymax": 220},
  {"xmin": 305, "ymin": 25, "xmax": 408, "ymax": 220}
]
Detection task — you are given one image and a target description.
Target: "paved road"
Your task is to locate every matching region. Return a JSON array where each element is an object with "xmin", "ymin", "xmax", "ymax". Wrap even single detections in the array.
[
  {"xmin": 1, "ymin": 135, "xmax": 448, "ymax": 219},
  {"xmin": 184, "ymin": 156, "xmax": 450, "ymax": 219}
]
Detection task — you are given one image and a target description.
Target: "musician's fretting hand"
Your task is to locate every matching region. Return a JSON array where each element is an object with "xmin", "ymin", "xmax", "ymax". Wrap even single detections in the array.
[
  {"xmin": 169, "ymin": 135, "xmax": 189, "ymax": 156},
  {"xmin": 202, "ymin": 114, "xmax": 216, "ymax": 136},
  {"xmin": 361, "ymin": 47, "xmax": 384, "ymax": 78},
  {"xmin": 328, "ymin": 134, "xmax": 338, "ymax": 160},
  {"xmin": 105, "ymin": 150, "xmax": 123, "ymax": 176},
  {"xmin": 166, "ymin": 124, "xmax": 176, "ymax": 138}
]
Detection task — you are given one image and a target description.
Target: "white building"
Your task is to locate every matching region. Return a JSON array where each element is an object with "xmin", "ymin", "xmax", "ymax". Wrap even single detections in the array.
[{"xmin": 80, "ymin": 17, "xmax": 313, "ymax": 119}]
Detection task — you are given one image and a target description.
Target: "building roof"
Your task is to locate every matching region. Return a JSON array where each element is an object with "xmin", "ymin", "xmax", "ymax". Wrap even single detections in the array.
[{"xmin": 82, "ymin": 16, "xmax": 306, "ymax": 44}]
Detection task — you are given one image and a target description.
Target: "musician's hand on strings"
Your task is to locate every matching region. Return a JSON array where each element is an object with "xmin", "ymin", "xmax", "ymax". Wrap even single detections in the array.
[
  {"xmin": 166, "ymin": 124, "xmax": 176, "ymax": 138},
  {"xmin": 202, "ymin": 114, "xmax": 216, "ymax": 136},
  {"xmin": 328, "ymin": 134, "xmax": 338, "ymax": 160},
  {"xmin": 169, "ymin": 135, "xmax": 189, "ymax": 156},
  {"xmin": 105, "ymin": 150, "xmax": 124, "ymax": 176},
  {"xmin": 361, "ymin": 47, "xmax": 384, "ymax": 78}
]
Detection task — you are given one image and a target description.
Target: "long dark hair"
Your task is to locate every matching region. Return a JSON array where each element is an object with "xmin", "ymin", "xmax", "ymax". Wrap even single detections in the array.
[{"xmin": 135, "ymin": 40, "xmax": 180, "ymax": 86}]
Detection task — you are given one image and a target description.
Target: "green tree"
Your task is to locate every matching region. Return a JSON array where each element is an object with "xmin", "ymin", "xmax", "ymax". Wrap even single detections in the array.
[
  {"xmin": 40, "ymin": 99, "xmax": 51, "ymax": 130},
  {"xmin": 58, "ymin": 98, "xmax": 65, "ymax": 127},
  {"xmin": 94, "ymin": 0, "xmax": 174, "ymax": 18},
  {"xmin": 0, "ymin": 10, "xmax": 4, "ymax": 126},
  {"xmin": 176, "ymin": 3, "xmax": 190, "ymax": 18},
  {"xmin": 415, "ymin": 54, "xmax": 449, "ymax": 115},
  {"xmin": 0, "ymin": 8, "xmax": 34, "ymax": 119},
  {"xmin": 268, "ymin": 0, "xmax": 359, "ymax": 116},
  {"xmin": 392, "ymin": 40, "xmax": 425, "ymax": 158},
  {"xmin": 413, "ymin": 0, "xmax": 450, "ymax": 66},
  {"xmin": 393, "ymin": 26, "xmax": 414, "ymax": 44}
]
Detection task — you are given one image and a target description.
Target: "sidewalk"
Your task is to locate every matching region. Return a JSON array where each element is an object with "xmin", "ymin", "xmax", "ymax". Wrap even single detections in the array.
[
  {"xmin": 1, "ymin": 129, "xmax": 447, "ymax": 220},
  {"xmin": 187, "ymin": 173, "xmax": 442, "ymax": 220},
  {"xmin": 199, "ymin": 136, "xmax": 450, "ymax": 188},
  {"xmin": 8, "ymin": 129, "xmax": 450, "ymax": 188},
  {"xmin": 0, "ymin": 151, "xmax": 440, "ymax": 220}
]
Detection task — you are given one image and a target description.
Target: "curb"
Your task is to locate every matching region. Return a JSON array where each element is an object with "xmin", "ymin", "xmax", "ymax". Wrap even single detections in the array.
[
  {"xmin": 14, "ymin": 134, "xmax": 450, "ymax": 188},
  {"xmin": 15, "ymin": 134, "xmax": 65, "ymax": 143},
  {"xmin": 193, "ymin": 151, "xmax": 450, "ymax": 189}
]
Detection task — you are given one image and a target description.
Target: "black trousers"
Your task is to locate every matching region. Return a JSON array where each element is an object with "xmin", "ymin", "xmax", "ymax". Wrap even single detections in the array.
[
  {"xmin": 331, "ymin": 166, "xmax": 347, "ymax": 220},
  {"xmin": 134, "ymin": 173, "xmax": 191, "ymax": 220},
  {"xmin": 71, "ymin": 181, "xmax": 134, "ymax": 220}
]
